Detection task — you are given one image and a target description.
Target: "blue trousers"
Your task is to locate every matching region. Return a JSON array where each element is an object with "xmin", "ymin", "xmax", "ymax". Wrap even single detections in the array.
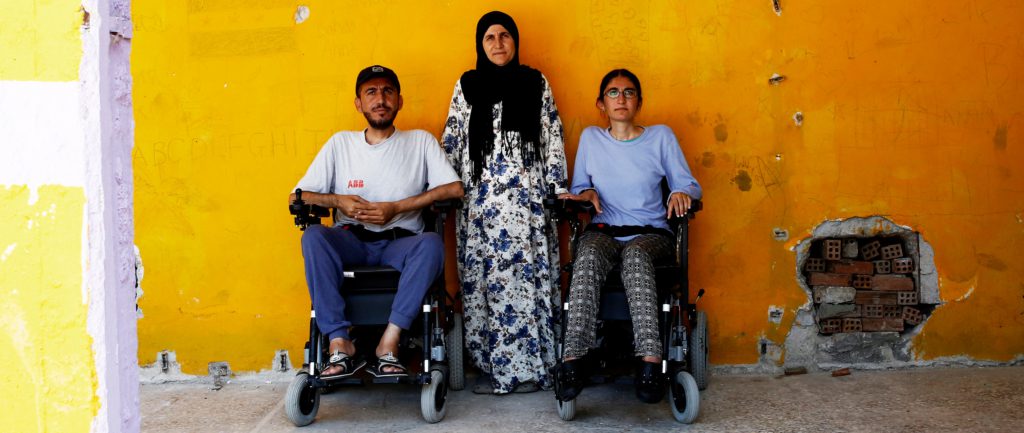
[{"xmin": 301, "ymin": 224, "xmax": 444, "ymax": 341}]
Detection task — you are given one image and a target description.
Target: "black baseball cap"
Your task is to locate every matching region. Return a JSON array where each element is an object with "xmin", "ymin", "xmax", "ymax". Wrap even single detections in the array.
[{"xmin": 355, "ymin": 65, "xmax": 400, "ymax": 96}]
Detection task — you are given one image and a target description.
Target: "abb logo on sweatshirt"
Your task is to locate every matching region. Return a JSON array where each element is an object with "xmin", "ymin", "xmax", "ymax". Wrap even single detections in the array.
[{"xmin": 347, "ymin": 179, "xmax": 364, "ymax": 188}]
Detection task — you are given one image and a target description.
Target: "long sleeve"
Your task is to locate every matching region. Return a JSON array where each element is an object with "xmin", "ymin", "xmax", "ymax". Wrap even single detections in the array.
[
  {"xmin": 441, "ymin": 80, "xmax": 469, "ymax": 180},
  {"xmin": 661, "ymin": 128, "xmax": 703, "ymax": 200},
  {"xmin": 538, "ymin": 74, "xmax": 568, "ymax": 194}
]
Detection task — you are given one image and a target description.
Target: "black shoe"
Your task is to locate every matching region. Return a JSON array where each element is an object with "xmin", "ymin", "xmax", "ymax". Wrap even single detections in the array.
[
  {"xmin": 555, "ymin": 359, "xmax": 585, "ymax": 401},
  {"xmin": 635, "ymin": 361, "xmax": 665, "ymax": 403}
]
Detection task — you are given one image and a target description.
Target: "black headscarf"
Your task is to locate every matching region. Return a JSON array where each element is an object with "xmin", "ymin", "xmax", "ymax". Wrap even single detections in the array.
[{"xmin": 460, "ymin": 11, "xmax": 544, "ymax": 183}]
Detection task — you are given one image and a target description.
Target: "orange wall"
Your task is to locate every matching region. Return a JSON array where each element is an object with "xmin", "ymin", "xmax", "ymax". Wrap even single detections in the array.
[{"xmin": 134, "ymin": 0, "xmax": 1024, "ymax": 373}]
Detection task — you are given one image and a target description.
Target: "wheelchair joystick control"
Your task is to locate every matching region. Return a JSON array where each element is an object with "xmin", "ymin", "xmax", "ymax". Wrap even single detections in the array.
[
  {"xmin": 290, "ymin": 188, "xmax": 329, "ymax": 231},
  {"xmin": 695, "ymin": 288, "xmax": 705, "ymax": 302}
]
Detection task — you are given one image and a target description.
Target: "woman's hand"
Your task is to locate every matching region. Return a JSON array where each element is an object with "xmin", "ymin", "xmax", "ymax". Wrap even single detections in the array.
[
  {"xmin": 667, "ymin": 192, "xmax": 692, "ymax": 219},
  {"xmin": 558, "ymin": 189, "xmax": 602, "ymax": 213}
]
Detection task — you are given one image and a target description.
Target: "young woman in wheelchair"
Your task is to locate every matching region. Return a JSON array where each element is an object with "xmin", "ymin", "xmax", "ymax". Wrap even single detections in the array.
[{"xmin": 556, "ymin": 68, "xmax": 702, "ymax": 403}]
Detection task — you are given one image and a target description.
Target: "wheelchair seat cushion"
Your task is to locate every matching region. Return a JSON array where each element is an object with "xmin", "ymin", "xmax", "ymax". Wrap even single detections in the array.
[{"xmin": 343, "ymin": 266, "xmax": 401, "ymax": 291}]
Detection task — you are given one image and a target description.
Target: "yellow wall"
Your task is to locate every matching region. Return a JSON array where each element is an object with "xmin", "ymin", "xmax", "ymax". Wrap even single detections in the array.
[
  {"xmin": 0, "ymin": 1, "xmax": 97, "ymax": 430},
  {"xmin": 0, "ymin": 188, "xmax": 96, "ymax": 429},
  {"xmin": 133, "ymin": 0, "xmax": 1024, "ymax": 373},
  {"xmin": 0, "ymin": 0, "xmax": 83, "ymax": 81}
]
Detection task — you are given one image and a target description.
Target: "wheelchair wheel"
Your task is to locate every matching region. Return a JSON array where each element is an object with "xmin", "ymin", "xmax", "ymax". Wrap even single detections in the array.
[
  {"xmin": 689, "ymin": 311, "xmax": 709, "ymax": 390},
  {"xmin": 284, "ymin": 372, "xmax": 320, "ymax": 426},
  {"xmin": 446, "ymin": 313, "xmax": 465, "ymax": 390},
  {"xmin": 668, "ymin": 370, "xmax": 700, "ymax": 424},
  {"xmin": 420, "ymin": 368, "xmax": 448, "ymax": 423},
  {"xmin": 556, "ymin": 397, "xmax": 576, "ymax": 421}
]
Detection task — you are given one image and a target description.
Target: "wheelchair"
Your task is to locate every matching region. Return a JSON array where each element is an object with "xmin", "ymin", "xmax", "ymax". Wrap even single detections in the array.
[
  {"xmin": 544, "ymin": 186, "xmax": 707, "ymax": 424},
  {"xmin": 283, "ymin": 189, "xmax": 464, "ymax": 426}
]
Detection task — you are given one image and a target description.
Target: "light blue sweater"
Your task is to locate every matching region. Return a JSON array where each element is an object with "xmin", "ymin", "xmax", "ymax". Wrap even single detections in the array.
[{"xmin": 569, "ymin": 125, "xmax": 702, "ymax": 232}]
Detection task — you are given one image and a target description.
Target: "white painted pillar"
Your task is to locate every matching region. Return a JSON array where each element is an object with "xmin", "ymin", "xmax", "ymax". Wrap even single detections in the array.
[{"xmin": 81, "ymin": 0, "xmax": 138, "ymax": 431}]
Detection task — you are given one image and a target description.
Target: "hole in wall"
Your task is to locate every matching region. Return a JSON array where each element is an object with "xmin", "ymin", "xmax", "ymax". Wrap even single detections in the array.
[{"xmin": 782, "ymin": 217, "xmax": 940, "ymax": 369}]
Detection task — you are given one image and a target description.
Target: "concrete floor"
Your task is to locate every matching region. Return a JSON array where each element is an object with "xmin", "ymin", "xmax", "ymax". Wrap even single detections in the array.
[{"xmin": 141, "ymin": 366, "xmax": 1024, "ymax": 432}]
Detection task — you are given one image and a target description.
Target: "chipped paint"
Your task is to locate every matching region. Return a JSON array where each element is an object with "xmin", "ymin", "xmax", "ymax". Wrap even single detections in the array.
[{"xmin": 294, "ymin": 5, "xmax": 310, "ymax": 24}]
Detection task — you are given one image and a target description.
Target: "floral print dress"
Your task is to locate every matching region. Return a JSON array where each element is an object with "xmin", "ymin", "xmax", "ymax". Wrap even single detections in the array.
[{"xmin": 442, "ymin": 74, "xmax": 567, "ymax": 393}]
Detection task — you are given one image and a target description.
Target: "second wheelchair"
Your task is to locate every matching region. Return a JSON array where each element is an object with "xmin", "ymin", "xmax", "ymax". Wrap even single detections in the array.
[{"xmin": 545, "ymin": 192, "xmax": 708, "ymax": 424}]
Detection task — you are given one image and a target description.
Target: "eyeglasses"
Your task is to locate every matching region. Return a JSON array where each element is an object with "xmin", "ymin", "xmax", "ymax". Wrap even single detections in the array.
[{"xmin": 604, "ymin": 88, "xmax": 637, "ymax": 99}]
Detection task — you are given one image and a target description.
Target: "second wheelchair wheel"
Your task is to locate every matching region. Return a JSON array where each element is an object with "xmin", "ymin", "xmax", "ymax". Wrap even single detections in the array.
[
  {"xmin": 284, "ymin": 372, "xmax": 320, "ymax": 426},
  {"xmin": 446, "ymin": 313, "xmax": 465, "ymax": 390},
  {"xmin": 556, "ymin": 397, "xmax": 576, "ymax": 421},
  {"xmin": 689, "ymin": 310, "xmax": 709, "ymax": 390},
  {"xmin": 420, "ymin": 368, "xmax": 449, "ymax": 423},
  {"xmin": 668, "ymin": 370, "xmax": 700, "ymax": 424}
]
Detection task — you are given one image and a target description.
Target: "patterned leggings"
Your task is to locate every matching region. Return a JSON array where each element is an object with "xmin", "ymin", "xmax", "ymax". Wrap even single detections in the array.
[{"xmin": 563, "ymin": 231, "xmax": 673, "ymax": 359}]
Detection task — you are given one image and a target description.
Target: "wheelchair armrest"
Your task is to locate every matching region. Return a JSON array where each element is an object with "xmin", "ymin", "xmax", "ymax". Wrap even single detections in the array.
[
  {"xmin": 689, "ymin": 199, "xmax": 703, "ymax": 214},
  {"xmin": 544, "ymin": 196, "xmax": 595, "ymax": 221},
  {"xmin": 430, "ymin": 199, "xmax": 463, "ymax": 212},
  {"xmin": 668, "ymin": 199, "xmax": 702, "ymax": 228}
]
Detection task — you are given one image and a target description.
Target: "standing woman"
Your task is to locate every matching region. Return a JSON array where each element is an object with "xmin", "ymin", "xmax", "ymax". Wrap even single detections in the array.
[
  {"xmin": 442, "ymin": 11, "xmax": 568, "ymax": 394},
  {"xmin": 557, "ymin": 69, "xmax": 701, "ymax": 403}
]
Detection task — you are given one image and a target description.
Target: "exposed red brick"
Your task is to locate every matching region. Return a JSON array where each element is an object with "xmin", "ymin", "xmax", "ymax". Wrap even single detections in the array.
[
  {"xmin": 883, "ymin": 305, "xmax": 902, "ymax": 318},
  {"xmin": 863, "ymin": 304, "xmax": 883, "ymax": 318},
  {"xmin": 829, "ymin": 260, "xmax": 875, "ymax": 275},
  {"xmin": 852, "ymin": 274, "xmax": 873, "ymax": 289},
  {"xmin": 892, "ymin": 258, "xmax": 914, "ymax": 274},
  {"xmin": 842, "ymin": 318, "xmax": 862, "ymax": 332},
  {"xmin": 897, "ymin": 291, "xmax": 919, "ymax": 305},
  {"xmin": 902, "ymin": 307, "xmax": 923, "ymax": 325},
  {"xmin": 820, "ymin": 318, "xmax": 841, "ymax": 334},
  {"xmin": 805, "ymin": 258, "xmax": 826, "ymax": 272},
  {"xmin": 824, "ymin": 239, "xmax": 842, "ymax": 260},
  {"xmin": 881, "ymin": 244, "xmax": 904, "ymax": 260},
  {"xmin": 872, "ymin": 274, "xmax": 914, "ymax": 291},
  {"xmin": 861, "ymin": 318, "xmax": 884, "ymax": 331},
  {"xmin": 855, "ymin": 291, "xmax": 898, "ymax": 305},
  {"xmin": 861, "ymin": 317, "xmax": 904, "ymax": 332},
  {"xmin": 810, "ymin": 273, "xmax": 852, "ymax": 286},
  {"xmin": 861, "ymin": 240, "xmax": 881, "ymax": 260}
]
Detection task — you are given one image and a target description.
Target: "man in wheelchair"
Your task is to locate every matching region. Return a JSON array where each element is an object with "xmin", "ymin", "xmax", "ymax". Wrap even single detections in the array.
[{"xmin": 290, "ymin": 65, "xmax": 463, "ymax": 380}]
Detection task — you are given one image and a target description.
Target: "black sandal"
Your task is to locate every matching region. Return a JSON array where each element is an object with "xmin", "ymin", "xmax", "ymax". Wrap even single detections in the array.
[
  {"xmin": 635, "ymin": 361, "xmax": 665, "ymax": 403},
  {"xmin": 555, "ymin": 359, "xmax": 585, "ymax": 401},
  {"xmin": 321, "ymin": 351, "xmax": 366, "ymax": 381},
  {"xmin": 369, "ymin": 352, "xmax": 409, "ymax": 378}
]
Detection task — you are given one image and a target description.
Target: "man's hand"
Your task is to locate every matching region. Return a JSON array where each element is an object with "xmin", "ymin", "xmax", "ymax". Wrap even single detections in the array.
[
  {"xmin": 352, "ymin": 201, "xmax": 399, "ymax": 225},
  {"xmin": 667, "ymin": 192, "xmax": 693, "ymax": 219},
  {"xmin": 558, "ymin": 189, "xmax": 603, "ymax": 213},
  {"xmin": 333, "ymin": 195, "xmax": 370, "ymax": 218}
]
